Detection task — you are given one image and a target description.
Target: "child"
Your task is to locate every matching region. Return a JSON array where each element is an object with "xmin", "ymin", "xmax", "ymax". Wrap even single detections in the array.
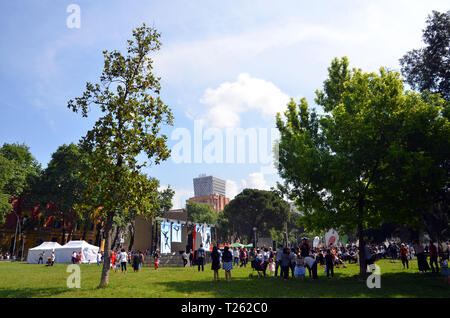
[
  {"xmin": 268, "ymin": 258, "xmax": 275, "ymax": 276},
  {"xmin": 440, "ymin": 256, "xmax": 449, "ymax": 284},
  {"xmin": 294, "ymin": 255, "xmax": 306, "ymax": 280},
  {"xmin": 154, "ymin": 249, "xmax": 160, "ymax": 270}
]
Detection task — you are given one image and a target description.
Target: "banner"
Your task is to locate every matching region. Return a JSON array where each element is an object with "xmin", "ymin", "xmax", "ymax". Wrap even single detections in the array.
[
  {"xmin": 160, "ymin": 221, "xmax": 171, "ymax": 254},
  {"xmin": 171, "ymin": 222, "xmax": 182, "ymax": 243},
  {"xmin": 324, "ymin": 229, "xmax": 339, "ymax": 247},
  {"xmin": 203, "ymin": 226, "xmax": 211, "ymax": 250},
  {"xmin": 195, "ymin": 224, "xmax": 203, "ymax": 250}
]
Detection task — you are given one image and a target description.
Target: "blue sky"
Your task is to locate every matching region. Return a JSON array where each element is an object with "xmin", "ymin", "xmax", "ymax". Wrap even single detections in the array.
[{"xmin": 1, "ymin": 1, "xmax": 448, "ymax": 208}]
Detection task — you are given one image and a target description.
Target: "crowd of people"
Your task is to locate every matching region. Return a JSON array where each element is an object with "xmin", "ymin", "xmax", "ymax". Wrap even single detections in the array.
[{"xmin": 185, "ymin": 239, "xmax": 450, "ymax": 283}]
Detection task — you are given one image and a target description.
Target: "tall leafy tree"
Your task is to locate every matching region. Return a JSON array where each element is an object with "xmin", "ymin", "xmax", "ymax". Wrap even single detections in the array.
[
  {"xmin": 31, "ymin": 143, "xmax": 88, "ymax": 244},
  {"xmin": 276, "ymin": 57, "xmax": 449, "ymax": 276},
  {"xmin": 400, "ymin": 10, "xmax": 450, "ymax": 100},
  {"xmin": 68, "ymin": 24, "xmax": 173, "ymax": 287},
  {"xmin": 223, "ymin": 189, "xmax": 290, "ymax": 244},
  {"xmin": 0, "ymin": 143, "xmax": 40, "ymax": 224},
  {"xmin": 186, "ymin": 201, "xmax": 217, "ymax": 225}
]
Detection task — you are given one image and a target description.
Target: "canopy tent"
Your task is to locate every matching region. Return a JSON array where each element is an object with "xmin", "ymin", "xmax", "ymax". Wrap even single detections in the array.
[
  {"xmin": 54, "ymin": 240, "xmax": 99, "ymax": 264},
  {"xmin": 229, "ymin": 243, "xmax": 244, "ymax": 248},
  {"xmin": 26, "ymin": 242, "xmax": 62, "ymax": 264}
]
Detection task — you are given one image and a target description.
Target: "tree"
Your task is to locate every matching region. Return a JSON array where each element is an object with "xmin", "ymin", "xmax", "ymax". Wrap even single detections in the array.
[
  {"xmin": 0, "ymin": 143, "xmax": 40, "ymax": 224},
  {"xmin": 223, "ymin": 189, "xmax": 290, "ymax": 244},
  {"xmin": 31, "ymin": 143, "xmax": 88, "ymax": 244},
  {"xmin": 276, "ymin": 57, "xmax": 449, "ymax": 276},
  {"xmin": 68, "ymin": 24, "xmax": 173, "ymax": 287},
  {"xmin": 186, "ymin": 201, "xmax": 217, "ymax": 225},
  {"xmin": 400, "ymin": 10, "xmax": 450, "ymax": 100}
]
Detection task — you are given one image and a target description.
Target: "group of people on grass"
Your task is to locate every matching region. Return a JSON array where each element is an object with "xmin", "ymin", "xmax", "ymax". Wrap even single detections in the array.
[
  {"xmin": 190, "ymin": 238, "xmax": 450, "ymax": 283},
  {"xmin": 105, "ymin": 248, "xmax": 161, "ymax": 273}
]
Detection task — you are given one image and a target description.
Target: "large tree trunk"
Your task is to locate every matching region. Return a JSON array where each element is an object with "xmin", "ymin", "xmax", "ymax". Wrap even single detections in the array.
[
  {"xmin": 99, "ymin": 213, "xmax": 114, "ymax": 288},
  {"xmin": 61, "ymin": 217, "xmax": 66, "ymax": 245},
  {"xmin": 357, "ymin": 197, "xmax": 366, "ymax": 278},
  {"xmin": 111, "ymin": 226, "xmax": 120, "ymax": 250},
  {"xmin": 128, "ymin": 219, "xmax": 135, "ymax": 252}
]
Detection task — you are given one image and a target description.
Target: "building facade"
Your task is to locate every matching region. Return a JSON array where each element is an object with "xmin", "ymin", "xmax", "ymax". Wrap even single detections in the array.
[
  {"xmin": 186, "ymin": 194, "xmax": 230, "ymax": 212},
  {"xmin": 193, "ymin": 175, "xmax": 226, "ymax": 197}
]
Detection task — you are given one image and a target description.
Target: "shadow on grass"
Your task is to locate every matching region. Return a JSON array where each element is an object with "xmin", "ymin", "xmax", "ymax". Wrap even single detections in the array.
[
  {"xmin": 151, "ymin": 271, "xmax": 450, "ymax": 298},
  {"xmin": 0, "ymin": 287, "xmax": 69, "ymax": 298}
]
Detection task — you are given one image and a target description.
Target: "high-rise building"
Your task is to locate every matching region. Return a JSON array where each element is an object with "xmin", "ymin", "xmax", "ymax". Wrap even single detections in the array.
[
  {"xmin": 193, "ymin": 175, "xmax": 226, "ymax": 197},
  {"xmin": 188, "ymin": 175, "xmax": 230, "ymax": 211}
]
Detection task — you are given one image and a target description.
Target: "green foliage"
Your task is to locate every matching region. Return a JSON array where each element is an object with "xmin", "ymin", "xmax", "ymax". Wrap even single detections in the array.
[
  {"xmin": 186, "ymin": 201, "xmax": 217, "ymax": 225},
  {"xmin": 67, "ymin": 24, "xmax": 173, "ymax": 287},
  {"xmin": 400, "ymin": 10, "xmax": 450, "ymax": 100},
  {"xmin": 223, "ymin": 189, "xmax": 290, "ymax": 242},
  {"xmin": 0, "ymin": 143, "xmax": 40, "ymax": 224},
  {"xmin": 276, "ymin": 57, "xmax": 449, "ymax": 274}
]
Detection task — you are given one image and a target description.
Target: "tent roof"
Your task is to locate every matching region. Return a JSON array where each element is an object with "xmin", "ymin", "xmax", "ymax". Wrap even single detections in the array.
[
  {"xmin": 60, "ymin": 240, "xmax": 99, "ymax": 249},
  {"xmin": 29, "ymin": 241, "xmax": 62, "ymax": 250}
]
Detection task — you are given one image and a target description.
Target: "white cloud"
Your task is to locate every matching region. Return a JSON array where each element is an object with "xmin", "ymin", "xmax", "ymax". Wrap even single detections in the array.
[
  {"xmin": 196, "ymin": 73, "xmax": 290, "ymax": 128},
  {"xmin": 159, "ymin": 185, "xmax": 193, "ymax": 210}
]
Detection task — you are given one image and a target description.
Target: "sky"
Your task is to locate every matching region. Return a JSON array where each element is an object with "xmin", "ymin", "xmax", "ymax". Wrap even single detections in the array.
[{"xmin": 0, "ymin": 1, "xmax": 448, "ymax": 209}]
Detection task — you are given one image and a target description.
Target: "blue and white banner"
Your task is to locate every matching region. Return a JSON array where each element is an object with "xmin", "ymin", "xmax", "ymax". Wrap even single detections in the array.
[
  {"xmin": 160, "ymin": 221, "xmax": 171, "ymax": 254},
  {"xmin": 203, "ymin": 226, "xmax": 211, "ymax": 251},
  {"xmin": 171, "ymin": 222, "xmax": 182, "ymax": 243}
]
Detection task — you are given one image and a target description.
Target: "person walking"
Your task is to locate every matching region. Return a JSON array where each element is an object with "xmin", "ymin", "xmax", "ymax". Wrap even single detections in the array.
[
  {"xmin": 222, "ymin": 246, "xmax": 233, "ymax": 282},
  {"xmin": 211, "ymin": 246, "xmax": 221, "ymax": 282},
  {"xmin": 197, "ymin": 244, "xmax": 205, "ymax": 272},
  {"xmin": 132, "ymin": 251, "xmax": 140, "ymax": 272}
]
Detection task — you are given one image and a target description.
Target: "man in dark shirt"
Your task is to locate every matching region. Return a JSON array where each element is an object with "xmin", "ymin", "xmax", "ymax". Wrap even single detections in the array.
[
  {"xmin": 197, "ymin": 244, "xmax": 205, "ymax": 272},
  {"xmin": 325, "ymin": 249, "xmax": 334, "ymax": 278},
  {"xmin": 300, "ymin": 238, "xmax": 310, "ymax": 257}
]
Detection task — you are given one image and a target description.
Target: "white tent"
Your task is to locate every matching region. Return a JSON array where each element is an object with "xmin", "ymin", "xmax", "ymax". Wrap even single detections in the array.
[
  {"xmin": 54, "ymin": 240, "xmax": 99, "ymax": 264},
  {"xmin": 26, "ymin": 242, "xmax": 62, "ymax": 264}
]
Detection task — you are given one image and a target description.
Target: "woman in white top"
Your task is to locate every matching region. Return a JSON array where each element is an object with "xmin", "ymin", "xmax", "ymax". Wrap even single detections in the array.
[{"xmin": 119, "ymin": 248, "xmax": 128, "ymax": 273}]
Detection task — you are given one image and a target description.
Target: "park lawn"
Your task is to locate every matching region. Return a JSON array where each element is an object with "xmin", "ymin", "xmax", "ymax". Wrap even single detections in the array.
[{"xmin": 0, "ymin": 259, "xmax": 448, "ymax": 298}]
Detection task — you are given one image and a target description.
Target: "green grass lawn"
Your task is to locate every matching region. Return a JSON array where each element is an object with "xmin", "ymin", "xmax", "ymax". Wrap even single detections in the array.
[{"xmin": 0, "ymin": 259, "xmax": 448, "ymax": 298}]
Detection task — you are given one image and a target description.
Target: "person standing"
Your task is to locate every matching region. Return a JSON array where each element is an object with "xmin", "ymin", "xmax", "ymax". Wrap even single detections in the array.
[
  {"xmin": 280, "ymin": 248, "xmax": 290, "ymax": 280},
  {"xmin": 189, "ymin": 249, "xmax": 194, "ymax": 267},
  {"xmin": 132, "ymin": 251, "xmax": 140, "ymax": 272},
  {"xmin": 72, "ymin": 251, "xmax": 77, "ymax": 264},
  {"xmin": 414, "ymin": 241, "xmax": 430, "ymax": 273},
  {"xmin": 289, "ymin": 248, "xmax": 296, "ymax": 277},
  {"xmin": 232, "ymin": 247, "xmax": 239, "ymax": 268},
  {"xmin": 325, "ymin": 249, "xmax": 334, "ymax": 278},
  {"xmin": 211, "ymin": 246, "xmax": 221, "ymax": 282},
  {"xmin": 154, "ymin": 249, "xmax": 160, "ymax": 270},
  {"xmin": 182, "ymin": 250, "xmax": 188, "ymax": 267},
  {"xmin": 429, "ymin": 241, "xmax": 439, "ymax": 273},
  {"xmin": 197, "ymin": 244, "xmax": 205, "ymax": 272},
  {"xmin": 399, "ymin": 243, "xmax": 409, "ymax": 269},
  {"xmin": 38, "ymin": 251, "xmax": 44, "ymax": 264},
  {"xmin": 304, "ymin": 252, "xmax": 318, "ymax": 280},
  {"xmin": 275, "ymin": 244, "xmax": 283, "ymax": 278},
  {"xmin": 118, "ymin": 248, "xmax": 128, "ymax": 274},
  {"xmin": 97, "ymin": 251, "xmax": 102, "ymax": 266},
  {"xmin": 300, "ymin": 239, "xmax": 310, "ymax": 258},
  {"xmin": 222, "ymin": 246, "xmax": 233, "ymax": 282}
]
